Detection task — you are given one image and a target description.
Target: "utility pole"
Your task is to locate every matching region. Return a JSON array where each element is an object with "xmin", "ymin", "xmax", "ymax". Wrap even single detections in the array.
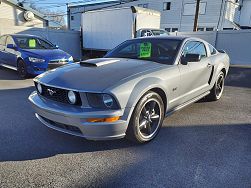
[
  {"xmin": 193, "ymin": 0, "xmax": 200, "ymax": 31},
  {"xmin": 66, "ymin": 3, "xmax": 70, "ymax": 30}
]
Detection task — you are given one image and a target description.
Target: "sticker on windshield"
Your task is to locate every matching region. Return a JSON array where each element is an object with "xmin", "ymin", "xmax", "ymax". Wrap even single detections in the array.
[
  {"xmin": 140, "ymin": 42, "xmax": 152, "ymax": 58},
  {"xmin": 29, "ymin": 39, "xmax": 36, "ymax": 48}
]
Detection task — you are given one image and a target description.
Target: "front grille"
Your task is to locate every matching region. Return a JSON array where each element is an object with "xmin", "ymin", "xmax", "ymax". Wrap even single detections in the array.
[
  {"xmin": 41, "ymin": 116, "xmax": 82, "ymax": 135},
  {"xmin": 50, "ymin": 59, "xmax": 68, "ymax": 64},
  {"xmin": 47, "ymin": 62, "xmax": 67, "ymax": 70},
  {"xmin": 35, "ymin": 83, "xmax": 82, "ymax": 106}
]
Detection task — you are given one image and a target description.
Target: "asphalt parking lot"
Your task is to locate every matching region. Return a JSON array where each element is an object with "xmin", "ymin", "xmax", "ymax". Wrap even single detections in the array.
[{"xmin": 0, "ymin": 66, "xmax": 250, "ymax": 188}]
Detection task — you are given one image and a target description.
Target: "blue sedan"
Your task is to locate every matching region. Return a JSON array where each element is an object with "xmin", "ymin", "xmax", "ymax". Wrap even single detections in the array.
[{"xmin": 0, "ymin": 34, "xmax": 74, "ymax": 78}]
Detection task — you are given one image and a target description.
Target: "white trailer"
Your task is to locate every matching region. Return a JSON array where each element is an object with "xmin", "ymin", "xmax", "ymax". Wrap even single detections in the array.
[{"xmin": 81, "ymin": 6, "xmax": 161, "ymax": 57}]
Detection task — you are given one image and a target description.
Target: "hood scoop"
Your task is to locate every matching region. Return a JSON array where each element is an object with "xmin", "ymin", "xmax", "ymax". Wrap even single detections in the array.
[{"xmin": 80, "ymin": 58, "xmax": 120, "ymax": 67}]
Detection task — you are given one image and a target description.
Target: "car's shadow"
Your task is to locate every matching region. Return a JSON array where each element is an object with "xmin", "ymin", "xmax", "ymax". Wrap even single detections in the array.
[{"xmin": 0, "ymin": 66, "xmax": 36, "ymax": 81}]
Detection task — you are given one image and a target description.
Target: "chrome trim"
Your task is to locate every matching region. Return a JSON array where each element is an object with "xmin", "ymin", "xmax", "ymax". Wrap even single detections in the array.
[{"xmin": 0, "ymin": 63, "xmax": 17, "ymax": 71}]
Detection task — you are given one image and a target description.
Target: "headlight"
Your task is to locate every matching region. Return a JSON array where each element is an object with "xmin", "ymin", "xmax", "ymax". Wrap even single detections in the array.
[
  {"xmin": 69, "ymin": 56, "xmax": 73, "ymax": 62},
  {"xmin": 67, "ymin": 91, "xmax": 77, "ymax": 104},
  {"xmin": 29, "ymin": 57, "xmax": 45, "ymax": 63},
  {"xmin": 36, "ymin": 83, "xmax": 42, "ymax": 94},
  {"xmin": 86, "ymin": 93, "xmax": 118, "ymax": 109},
  {"xmin": 103, "ymin": 94, "xmax": 113, "ymax": 108}
]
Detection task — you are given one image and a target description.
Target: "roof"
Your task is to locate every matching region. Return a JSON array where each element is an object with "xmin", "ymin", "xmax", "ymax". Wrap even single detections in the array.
[
  {"xmin": 5, "ymin": 0, "xmax": 47, "ymax": 21},
  {"xmin": 9, "ymin": 34, "xmax": 44, "ymax": 39}
]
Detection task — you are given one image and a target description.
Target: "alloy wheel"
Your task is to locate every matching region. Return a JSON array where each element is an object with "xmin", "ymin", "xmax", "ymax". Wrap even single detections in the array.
[{"xmin": 138, "ymin": 99, "xmax": 162, "ymax": 139}]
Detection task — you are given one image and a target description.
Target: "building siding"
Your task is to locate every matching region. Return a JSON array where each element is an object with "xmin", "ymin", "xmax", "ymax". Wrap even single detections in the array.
[{"xmin": 68, "ymin": 0, "xmax": 242, "ymax": 32}]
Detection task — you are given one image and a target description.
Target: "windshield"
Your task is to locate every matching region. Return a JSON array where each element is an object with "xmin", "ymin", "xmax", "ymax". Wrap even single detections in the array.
[
  {"xmin": 15, "ymin": 37, "xmax": 57, "ymax": 49},
  {"xmin": 105, "ymin": 39, "xmax": 182, "ymax": 65},
  {"xmin": 152, "ymin": 30, "xmax": 169, "ymax": 36}
]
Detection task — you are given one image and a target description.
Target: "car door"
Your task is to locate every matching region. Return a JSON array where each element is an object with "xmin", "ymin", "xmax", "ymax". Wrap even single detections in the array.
[
  {"xmin": 178, "ymin": 40, "xmax": 213, "ymax": 103},
  {"xmin": 4, "ymin": 36, "xmax": 18, "ymax": 67},
  {"xmin": 0, "ymin": 36, "xmax": 7, "ymax": 64}
]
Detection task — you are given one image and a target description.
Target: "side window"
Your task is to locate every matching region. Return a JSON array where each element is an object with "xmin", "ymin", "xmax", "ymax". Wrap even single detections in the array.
[
  {"xmin": 183, "ymin": 41, "xmax": 207, "ymax": 59},
  {"xmin": 6, "ymin": 36, "xmax": 15, "ymax": 45},
  {"xmin": 208, "ymin": 44, "xmax": 217, "ymax": 55},
  {"xmin": 0, "ymin": 36, "xmax": 6, "ymax": 46}
]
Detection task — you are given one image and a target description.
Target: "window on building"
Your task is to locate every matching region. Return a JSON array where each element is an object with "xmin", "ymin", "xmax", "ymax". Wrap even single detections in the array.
[
  {"xmin": 165, "ymin": 28, "xmax": 171, "ymax": 32},
  {"xmin": 71, "ymin": 16, "xmax": 74, "ymax": 21},
  {"xmin": 208, "ymin": 44, "xmax": 217, "ymax": 55},
  {"xmin": 183, "ymin": 2, "xmax": 207, "ymax": 15},
  {"xmin": 183, "ymin": 41, "xmax": 207, "ymax": 59},
  {"xmin": 171, "ymin": 28, "xmax": 178, "ymax": 32},
  {"xmin": 163, "ymin": 2, "xmax": 171, "ymax": 10},
  {"xmin": 197, "ymin": 27, "xmax": 205, "ymax": 31},
  {"xmin": 206, "ymin": 27, "xmax": 214, "ymax": 31}
]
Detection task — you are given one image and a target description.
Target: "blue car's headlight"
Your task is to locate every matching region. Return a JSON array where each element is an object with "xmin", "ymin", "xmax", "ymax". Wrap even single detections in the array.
[
  {"xmin": 29, "ymin": 57, "xmax": 45, "ymax": 63},
  {"xmin": 86, "ymin": 93, "xmax": 119, "ymax": 109}
]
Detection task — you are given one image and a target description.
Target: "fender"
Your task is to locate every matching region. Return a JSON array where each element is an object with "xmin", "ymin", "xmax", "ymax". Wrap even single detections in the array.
[{"xmin": 108, "ymin": 76, "xmax": 170, "ymax": 124}]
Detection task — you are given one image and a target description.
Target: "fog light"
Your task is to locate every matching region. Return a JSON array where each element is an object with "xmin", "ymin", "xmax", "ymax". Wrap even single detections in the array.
[{"xmin": 68, "ymin": 91, "xmax": 77, "ymax": 104}]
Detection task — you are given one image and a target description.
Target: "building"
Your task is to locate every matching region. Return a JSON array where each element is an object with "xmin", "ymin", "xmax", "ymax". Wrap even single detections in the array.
[
  {"xmin": 68, "ymin": 0, "xmax": 251, "ymax": 32},
  {"xmin": 0, "ymin": 0, "xmax": 48, "ymax": 28}
]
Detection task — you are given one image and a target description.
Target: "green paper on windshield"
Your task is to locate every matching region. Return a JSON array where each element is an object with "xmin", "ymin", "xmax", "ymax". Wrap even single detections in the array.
[
  {"xmin": 140, "ymin": 42, "xmax": 152, "ymax": 58},
  {"xmin": 29, "ymin": 39, "xmax": 36, "ymax": 48}
]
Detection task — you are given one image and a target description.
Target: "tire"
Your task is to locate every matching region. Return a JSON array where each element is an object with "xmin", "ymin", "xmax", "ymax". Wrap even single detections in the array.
[
  {"xmin": 206, "ymin": 71, "xmax": 225, "ymax": 101},
  {"xmin": 17, "ymin": 59, "xmax": 29, "ymax": 79},
  {"xmin": 126, "ymin": 91, "xmax": 165, "ymax": 144}
]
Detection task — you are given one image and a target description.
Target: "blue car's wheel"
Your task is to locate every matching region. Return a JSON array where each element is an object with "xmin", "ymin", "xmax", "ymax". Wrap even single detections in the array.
[
  {"xmin": 126, "ymin": 91, "xmax": 164, "ymax": 144},
  {"xmin": 17, "ymin": 59, "xmax": 29, "ymax": 79}
]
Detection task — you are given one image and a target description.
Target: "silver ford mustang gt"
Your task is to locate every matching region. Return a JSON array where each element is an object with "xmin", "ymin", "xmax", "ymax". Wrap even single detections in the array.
[{"xmin": 29, "ymin": 36, "xmax": 229, "ymax": 143}]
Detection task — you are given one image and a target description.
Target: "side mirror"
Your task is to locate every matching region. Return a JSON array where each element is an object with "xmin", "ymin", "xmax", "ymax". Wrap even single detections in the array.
[
  {"xmin": 181, "ymin": 54, "xmax": 201, "ymax": 65},
  {"xmin": 55, "ymin": 45, "xmax": 59, "ymax": 49},
  {"xmin": 7, "ymin": 44, "xmax": 17, "ymax": 50}
]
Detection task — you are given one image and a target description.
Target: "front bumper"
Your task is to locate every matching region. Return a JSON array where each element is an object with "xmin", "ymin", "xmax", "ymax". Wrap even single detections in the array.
[
  {"xmin": 29, "ymin": 91, "xmax": 128, "ymax": 140},
  {"xmin": 26, "ymin": 60, "xmax": 74, "ymax": 75}
]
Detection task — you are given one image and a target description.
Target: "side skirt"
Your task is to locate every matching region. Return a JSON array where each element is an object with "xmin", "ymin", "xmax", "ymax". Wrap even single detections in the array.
[
  {"xmin": 0, "ymin": 63, "xmax": 17, "ymax": 71},
  {"xmin": 165, "ymin": 91, "xmax": 210, "ymax": 117}
]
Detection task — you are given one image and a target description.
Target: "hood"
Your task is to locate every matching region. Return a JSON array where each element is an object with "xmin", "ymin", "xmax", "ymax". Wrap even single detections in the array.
[
  {"xmin": 36, "ymin": 58, "xmax": 164, "ymax": 92},
  {"xmin": 21, "ymin": 49, "xmax": 71, "ymax": 60}
]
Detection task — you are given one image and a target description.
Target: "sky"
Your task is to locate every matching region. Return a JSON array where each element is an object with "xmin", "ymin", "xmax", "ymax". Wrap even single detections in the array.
[{"xmin": 23, "ymin": 0, "xmax": 118, "ymax": 13}]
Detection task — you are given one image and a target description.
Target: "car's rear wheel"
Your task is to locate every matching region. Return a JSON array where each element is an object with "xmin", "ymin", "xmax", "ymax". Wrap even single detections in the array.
[
  {"xmin": 126, "ymin": 91, "xmax": 164, "ymax": 144},
  {"xmin": 206, "ymin": 71, "xmax": 225, "ymax": 101},
  {"xmin": 17, "ymin": 59, "xmax": 29, "ymax": 79}
]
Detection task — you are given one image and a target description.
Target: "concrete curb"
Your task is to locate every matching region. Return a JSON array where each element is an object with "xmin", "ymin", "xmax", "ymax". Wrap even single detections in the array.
[{"xmin": 230, "ymin": 64, "xmax": 251, "ymax": 69}]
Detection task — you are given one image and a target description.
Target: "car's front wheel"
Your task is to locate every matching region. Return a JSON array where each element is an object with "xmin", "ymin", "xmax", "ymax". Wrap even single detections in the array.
[
  {"xmin": 126, "ymin": 91, "xmax": 165, "ymax": 144},
  {"xmin": 17, "ymin": 59, "xmax": 29, "ymax": 79},
  {"xmin": 207, "ymin": 71, "xmax": 225, "ymax": 101}
]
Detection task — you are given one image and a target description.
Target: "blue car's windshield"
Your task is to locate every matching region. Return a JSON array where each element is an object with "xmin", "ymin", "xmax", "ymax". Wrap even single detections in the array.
[
  {"xmin": 15, "ymin": 37, "xmax": 57, "ymax": 50},
  {"xmin": 104, "ymin": 38, "xmax": 182, "ymax": 65}
]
